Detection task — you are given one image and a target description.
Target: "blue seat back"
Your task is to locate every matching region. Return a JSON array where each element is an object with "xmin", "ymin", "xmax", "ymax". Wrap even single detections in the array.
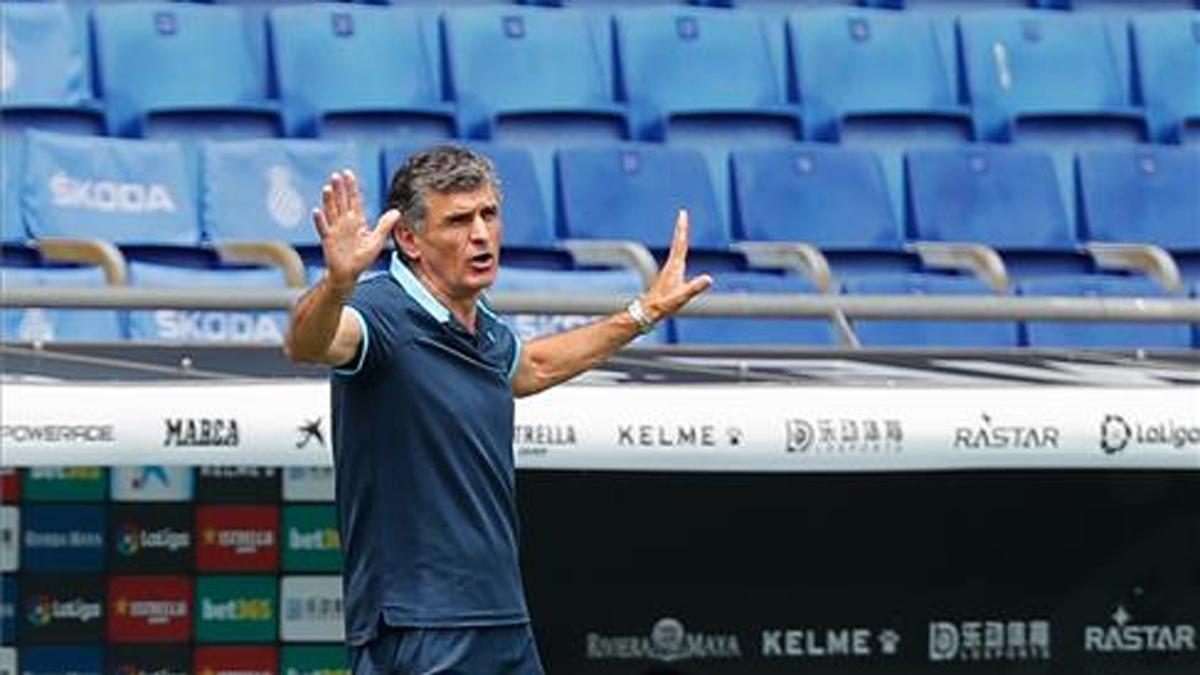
[
  {"xmin": 1078, "ymin": 147, "xmax": 1200, "ymax": 252},
  {"xmin": 23, "ymin": 130, "xmax": 198, "ymax": 246},
  {"xmin": 126, "ymin": 262, "xmax": 289, "ymax": 343},
  {"xmin": 0, "ymin": 3, "xmax": 93, "ymax": 109},
  {"xmin": 1019, "ymin": 276, "xmax": 1192, "ymax": 348},
  {"xmin": 557, "ymin": 145, "xmax": 727, "ymax": 250},
  {"xmin": 906, "ymin": 147, "xmax": 1075, "ymax": 251},
  {"xmin": 790, "ymin": 9, "xmax": 960, "ymax": 122},
  {"xmin": 615, "ymin": 7, "xmax": 788, "ymax": 115},
  {"xmin": 959, "ymin": 11, "xmax": 1135, "ymax": 138},
  {"xmin": 93, "ymin": 3, "xmax": 277, "ymax": 136},
  {"xmin": 491, "ymin": 267, "xmax": 663, "ymax": 342},
  {"xmin": 202, "ymin": 139, "xmax": 376, "ymax": 246},
  {"xmin": 731, "ymin": 146, "xmax": 903, "ymax": 251},
  {"xmin": 844, "ymin": 274, "xmax": 1019, "ymax": 347},
  {"xmin": 0, "ymin": 266, "xmax": 123, "ymax": 342},
  {"xmin": 671, "ymin": 271, "xmax": 834, "ymax": 345},
  {"xmin": 1132, "ymin": 12, "xmax": 1200, "ymax": 142},
  {"xmin": 270, "ymin": 5, "xmax": 448, "ymax": 137}
]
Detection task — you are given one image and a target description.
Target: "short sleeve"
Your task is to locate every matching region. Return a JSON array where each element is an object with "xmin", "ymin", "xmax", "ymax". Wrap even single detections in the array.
[
  {"xmin": 333, "ymin": 281, "xmax": 396, "ymax": 379},
  {"xmin": 333, "ymin": 306, "xmax": 370, "ymax": 377}
]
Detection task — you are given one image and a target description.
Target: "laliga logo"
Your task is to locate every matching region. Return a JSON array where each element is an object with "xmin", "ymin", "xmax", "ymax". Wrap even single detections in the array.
[
  {"xmin": 1101, "ymin": 415, "xmax": 1132, "ymax": 454},
  {"xmin": 266, "ymin": 165, "xmax": 305, "ymax": 229},
  {"xmin": 117, "ymin": 524, "xmax": 140, "ymax": 556},
  {"xmin": 28, "ymin": 596, "xmax": 53, "ymax": 626}
]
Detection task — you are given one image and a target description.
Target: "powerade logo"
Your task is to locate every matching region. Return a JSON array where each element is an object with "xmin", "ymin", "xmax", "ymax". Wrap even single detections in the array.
[
  {"xmin": 164, "ymin": 418, "xmax": 239, "ymax": 447},
  {"xmin": 2, "ymin": 426, "xmax": 114, "ymax": 443},
  {"xmin": 49, "ymin": 171, "xmax": 177, "ymax": 213},
  {"xmin": 1101, "ymin": 414, "xmax": 1200, "ymax": 453},
  {"xmin": 117, "ymin": 524, "xmax": 191, "ymax": 556},
  {"xmin": 153, "ymin": 311, "xmax": 283, "ymax": 343},
  {"xmin": 27, "ymin": 596, "xmax": 102, "ymax": 625}
]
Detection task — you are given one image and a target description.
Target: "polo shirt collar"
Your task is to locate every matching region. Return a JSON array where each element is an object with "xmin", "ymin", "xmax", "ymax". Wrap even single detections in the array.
[{"xmin": 390, "ymin": 253, "xmax": 452, "ymax": 323}]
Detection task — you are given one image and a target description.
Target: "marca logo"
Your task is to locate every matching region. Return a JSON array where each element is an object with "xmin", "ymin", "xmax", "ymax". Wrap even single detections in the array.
[
  {"xmin": 1085, "ymin": 605, "xmax": 1196, "ymax": 654},
  {"xmin": 586, "ymin": 617, "xmax": 742, "ymax": 662},
  {"xmin": 515, "ymin": 423, "xmax": 577, "ymax": 457},
  {"xmin": 28, "ymin": 596, "xmax": 103, "ymax": 625},
  {"xmin": 197, "ymin": 506, "xmax": 279, "ymax": 571},
  {"xmin": 109, "ymin": 576, "xmax": 192, "ymax": 643},
  {"xmin": 2, "ymin": 425, "xmax": 114, "ymax": 444},
  {"xmin": 953, "ymin": 413, "xmax": 1059, "ymax": 450},
  {"xmin": 617, "ymin": 425, "xmax": 745, "ymax": 449},
  {"xmin": 762, "ymin": 627, "xmax": 901, "ymax": 658},
  {"xmin": 117, "ymin": 524, "xmax": 191, "ymax": 556},
  {"xmin": 786, "ymin": 418, "xmax": 903, "ymax": 454},
  {"xmin": 1101, "ymin": 414, "xmax": 1200, "ymax": 454},
  {"xmin": 164, "ymin": 418, "xmax": 239, "ymax": 447},
  {"xmin": 929, "ymin": 619, "xmax": 1050, "ymax": 662},
  {"xmin": 50, "ymin": 171, "xmax": 177, "ymax": 213},
  {"xmin": 153, "ymin": 311, "xmax": 283, "ymax": 343}
]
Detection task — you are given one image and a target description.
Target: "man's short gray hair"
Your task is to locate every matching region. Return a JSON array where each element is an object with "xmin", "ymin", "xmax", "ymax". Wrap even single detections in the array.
[{"xmin": 385, "ymin": 145, "xmax": 502, "ymax": 234}]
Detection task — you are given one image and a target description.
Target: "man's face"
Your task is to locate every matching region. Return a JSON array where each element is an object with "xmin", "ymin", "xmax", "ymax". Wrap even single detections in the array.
[{"xmin": 401, "ymin": 185, "xmax": 502, "ymax": 303}]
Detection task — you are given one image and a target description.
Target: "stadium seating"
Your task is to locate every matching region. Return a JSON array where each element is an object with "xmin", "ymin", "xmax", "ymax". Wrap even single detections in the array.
[
  {"xmin": 1131, "ymin": 12, "xmax": 1200, "ymax": 144},
  {"xmin": 1019, "ymin": 276, "xmax": 1193, "ymax": 348},
  {"xmin": 0, "ymin": 266, "xmax": 123, "ymax": 343},
  {"xmin": 125, "ymin": 262, "xmax": 290, "ymax": 343},
  {"xmin": 490, "ymin": 266, "xmax": 664, "ymax": 342},
  {"xmin": 1077, "ymin": 146, "xmax": 1200, "ymax": 284},
  {"xmin": 843, "ymin": 275, "xmax": 1020, "ymax": 347},
  {"xmin": 269, "ymin": 5, "xmax": 457, "ymax": 143},
  {"xmin": 92, "ymin": 3, "xmax": 283, "ymax": 138},
  {"xmin": 614, "ymin": 7, "xmax": 801, "ymax": 216},
  {"xmin": 671, "ymin": 272, "xmax": 836, "ymax": 345},
  {"xmin": 730, "ymin": 145, "xmax": 920, "ymax": 285}
]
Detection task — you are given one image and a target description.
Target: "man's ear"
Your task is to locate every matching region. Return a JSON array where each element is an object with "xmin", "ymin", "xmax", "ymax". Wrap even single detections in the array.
[{"xmin": 395, "ymin": 223, "xmax": 421, "ymax": 263}]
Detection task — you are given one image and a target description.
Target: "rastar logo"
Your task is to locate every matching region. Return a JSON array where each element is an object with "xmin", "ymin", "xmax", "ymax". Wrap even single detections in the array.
[
  {"xmin": 49, "ymin": 171, "xmax": 177, "ymax": 213},
  {"xmin": 1085, "ymin": 605, "xmax": 1196, "ymax": 654},
  {"xmin": 153, "ymin": 311, "xmax": 283, "ymax": 343}
]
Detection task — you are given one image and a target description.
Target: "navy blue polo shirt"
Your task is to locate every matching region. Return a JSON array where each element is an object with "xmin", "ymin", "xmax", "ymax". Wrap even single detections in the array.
[{"xmin": 331, "ymin": 254, "xmax": 526, "ymax": 646}]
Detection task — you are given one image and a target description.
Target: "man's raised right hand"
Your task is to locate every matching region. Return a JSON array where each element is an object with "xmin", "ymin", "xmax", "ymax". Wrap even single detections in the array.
[{"xmin": 312, "ymin": 170, "xmax": 400, "ymax": 296}]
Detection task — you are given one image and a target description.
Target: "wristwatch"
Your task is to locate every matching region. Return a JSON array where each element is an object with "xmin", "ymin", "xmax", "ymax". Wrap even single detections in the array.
[{"xmin": 626, "ymin": 297, "xmax": 657, "ymax": 335}]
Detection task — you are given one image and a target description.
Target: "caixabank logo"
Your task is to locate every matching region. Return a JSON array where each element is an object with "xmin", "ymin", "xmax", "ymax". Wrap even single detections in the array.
[
  {"xmin": 22, "ymin": 505, "xmax": 106, "ymax": 572},
  {"xmin": 111, "ymin": 466, "xmax": 194, "ymax": 502},
  {"xmin": 196, "ymin": 505, "xmax": 279, "ymax": 571},
  {"xmin": 283, "ymin": 506, "xmax": 342, "ymax": 572},
  {"xmin": 194, "ymin": 646, "xmax": 278, "ymax": 675},
  {"xmin": 109, "ymin": 504, "xmax": 193, "ymax": 572},
  {"xmin": 108, "ymin": 575, "xmax": 192, "ymax": 643},
  {"xmin": 20, "ymin": 576, "xmax": 105, "ymax": 643},
  {"xmin": 195, "ymin": 575, "xmax": 278, "ymax": 643},
  {"xmin": 22, "ymin": 466, "xmax": 107, "ymax": 502}
]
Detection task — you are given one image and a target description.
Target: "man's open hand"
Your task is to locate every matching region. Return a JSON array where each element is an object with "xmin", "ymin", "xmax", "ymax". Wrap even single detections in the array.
[
  {"xmin": 641, "ymin": 209, "xmax": 713, "ymax": 322},
  {"xmin": 312, "ymin": 170, "xmax": 400, "ymax": 295}
]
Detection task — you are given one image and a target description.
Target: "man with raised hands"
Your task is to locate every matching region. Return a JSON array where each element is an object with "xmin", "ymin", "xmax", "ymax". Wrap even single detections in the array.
[{"xmin": 285, "ymin": 145, "xmax": 710, "ymax": 674}]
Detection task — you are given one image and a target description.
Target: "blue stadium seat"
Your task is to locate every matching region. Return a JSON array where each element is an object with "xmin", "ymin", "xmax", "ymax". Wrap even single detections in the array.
[
  {"xmin": 443, "ymin": 7, "xmax": 631, "ymax": 211},
  {"xmin": 490, "ymin": 267, "xmax": 665, "ymax": 342},
  {"xmin": 92, "ymin": 3, "xmax": 283, "ymax": 139},
  {"xmin": 201, "ymin": 139, "xmax": 379, "ymax": 265},
  {"xmin": 906, "ymin": 146, "xmax": 1088, "ymax": 280},
  {"xmin": 557, "ymin": 144, "xmax": 733, "ymax": 268},
  {"xmin": 384, "ymin": 142, "xmax": 567, "ymax": 271},
  {"xmin": 959, "ymin": 11, "xmax": 1146, "ymax": 144},
  {"xmin": 1194, "ymin": 281, "xmax": 1200, "ymax": 348},
  {"xmin": 1041, "ymin": 0, "xmax": 1197, "ymax": 10},
  {"xmin": 790, "ymin": 9, "xmax": 970, "ymax": 143},
  {"xmin": 671, "ymin": 272, "xmax": 835, "ymax": 346},
  {"xmin": 843, "ymin": 275, "xmax": 1019, "ymax": 347},
  {"xmin": 0, "ymin": 266, "xmax": 123, "ymax": 342},
  {"xmin": 1131, "ymin": 12, "xmax": 1200, "ymax": 144},
  {"xmin": 869, "ymin": 1, "xmax": 1032, "ymax": 6},
  {"xmin": 1019, "ymin": 276, "xmax": 1192, "ymax": 348},
  {"xmin": 269, "ymin": 5, "xmax": 457, "ymax": 143},
  {"xmin": 1078, "ymin": 147, "xmax": 1200, "ymax": 282},
  {"xmin": 614, "ymin": 7, "xmax": 801, "ymax": 217},
  {"xmin": 23, "ymin": 130, "xmax": 198, "ymax": 246},
  {"xmin": 125, "ymin": 262, "xmax": 290, "ymax": 343},
  {"xmin": 730, "ymin": 146, "xmax": 919, "ymax": 279}
]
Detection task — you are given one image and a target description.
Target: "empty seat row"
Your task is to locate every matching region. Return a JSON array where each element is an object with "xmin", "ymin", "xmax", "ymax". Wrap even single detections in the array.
[{"xmin": 3, "ymin": 3, "xmax": 1196, "ymax": 147}]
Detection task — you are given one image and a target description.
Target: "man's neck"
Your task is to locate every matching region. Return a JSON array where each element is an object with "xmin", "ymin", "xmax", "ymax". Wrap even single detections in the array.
[{"xmin": 411, "ymin": 265, "xmax": 479, "ymax": 333}]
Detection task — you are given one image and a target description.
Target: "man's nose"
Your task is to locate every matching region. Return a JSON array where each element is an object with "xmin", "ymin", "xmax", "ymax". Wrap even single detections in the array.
[{"xmin": 469, "ymin": 213, "xmax": 490, "ymax": 241}]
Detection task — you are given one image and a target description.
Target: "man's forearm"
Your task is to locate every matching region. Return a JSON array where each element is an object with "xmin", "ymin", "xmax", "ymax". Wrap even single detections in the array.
[
  {"xmin": 284, "ymin": 277, "xmax": 353, "ymax": 363},
  {"xmin": 513, "ymin": 308, "xmax": 645, "ymax": 397}
]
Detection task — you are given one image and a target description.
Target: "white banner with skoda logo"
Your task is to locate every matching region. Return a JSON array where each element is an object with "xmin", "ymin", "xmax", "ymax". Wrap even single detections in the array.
[{"xmin": 1, "ymin": 382, "xmax": 1197, "ymax": 469}]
